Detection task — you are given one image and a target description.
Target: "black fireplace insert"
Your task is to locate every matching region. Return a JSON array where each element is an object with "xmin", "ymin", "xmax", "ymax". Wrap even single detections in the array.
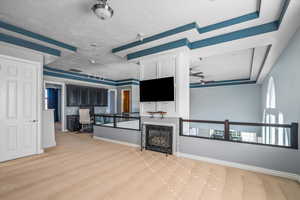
[{"xmin": 145, "ymin": 125, "xmax": 173, "ymax": 154}]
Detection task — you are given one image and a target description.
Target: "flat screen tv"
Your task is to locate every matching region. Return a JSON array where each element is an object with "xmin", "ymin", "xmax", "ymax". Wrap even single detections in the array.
[{"xmin": 140, "ymin": 77, "xmax": 174, "ymax": 102}]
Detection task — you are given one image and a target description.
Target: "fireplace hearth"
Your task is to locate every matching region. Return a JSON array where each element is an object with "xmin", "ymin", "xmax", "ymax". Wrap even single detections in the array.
[{"xmin": 145, "ymin": 125, "xmax": 173, "ymax": 154}]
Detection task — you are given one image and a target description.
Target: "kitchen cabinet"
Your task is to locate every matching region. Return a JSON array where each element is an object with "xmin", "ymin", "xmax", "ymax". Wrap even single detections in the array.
[
  {"xmin": 89, "ymin": 87, "xmax": 98, "ymax": 106},
  {"xmin": 66, "ymin": 85, "xmax": 80, "ymax": 106},
  {"xmin": 66, "ymin": 85, "xmax": 108, "ymax": 106},
  {"xmin": 100, "ymin": 88, "xmax": 108, "ymax": 106},
  {"xmin": 80, "ymin": 87, "xmax": 90, "ymax": 106}
]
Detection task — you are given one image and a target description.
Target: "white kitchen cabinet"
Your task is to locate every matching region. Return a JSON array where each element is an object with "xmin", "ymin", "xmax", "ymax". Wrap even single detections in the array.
[
  {"xmin": 158, "ymin": 57, "xmax": 175, "ymax": 78},
  {"xmin": 141, "ymin": 60, "xmax": 157, "ymax": 80}
]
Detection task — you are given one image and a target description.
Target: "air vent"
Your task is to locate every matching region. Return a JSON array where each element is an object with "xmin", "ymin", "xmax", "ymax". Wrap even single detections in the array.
[{"xmin": 69, "ymin": 69, "xmax": 82, "ymax": 73}]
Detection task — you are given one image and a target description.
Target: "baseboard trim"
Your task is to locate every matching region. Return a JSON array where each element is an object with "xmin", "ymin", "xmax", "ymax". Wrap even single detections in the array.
[
  {"xmin": 93, "ymin": 136, "xmax": 140, "ymax": 148},
  {"xmin": 177, "ymin": 152, "xmax": 300, "ymax": 182},
  {"xmin": 38, "ymin": 149, "xmax": 44, "ymax": 154}
]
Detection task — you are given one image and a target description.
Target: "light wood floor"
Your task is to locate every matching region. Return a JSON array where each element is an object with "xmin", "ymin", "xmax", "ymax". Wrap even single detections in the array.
[{"xmin": 0, "ymin": 133, "xmax": 299, "ymax": 200}]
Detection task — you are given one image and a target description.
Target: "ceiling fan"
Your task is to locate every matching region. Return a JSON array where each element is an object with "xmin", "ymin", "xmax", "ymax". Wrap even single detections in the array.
[
  {"xmin": 189, "ymin": 67, "xmax": 215, "ymax": 85},
  {"xmin": 91, "ymin": 0, "xmax": 114, "ymax": 20}
]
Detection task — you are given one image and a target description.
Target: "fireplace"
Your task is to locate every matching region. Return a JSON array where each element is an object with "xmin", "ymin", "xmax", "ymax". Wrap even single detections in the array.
[{"xmin": 145, "ymin": 125, "xmax": 173, "ymax": 154}]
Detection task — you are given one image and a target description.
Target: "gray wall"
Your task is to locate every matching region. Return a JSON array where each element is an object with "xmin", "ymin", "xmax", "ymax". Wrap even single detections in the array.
[
  {"xmin": 261, "ymin": 32, "xmax": 300, "ymax": 125},
  {"xmin": 181, "ymin": 28, "xmax": 300, "ymax": 175},
  {"xmin": 93, "ymin": 116, "xmax": 180, "ymax": 152},
  {"xmin": 94, "ymin": 126, "xmax": 141, "ymax": 146},
  {"xmin": 190, "ymin": 84, "xmax": 262, "ymax": 122},
  {"xmin": 179, "ymin": 136, "xmax": 300, "ymax": 174}
]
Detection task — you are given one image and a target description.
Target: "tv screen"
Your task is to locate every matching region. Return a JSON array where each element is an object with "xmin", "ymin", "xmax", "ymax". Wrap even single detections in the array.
[{"xmin": 140, "ymin": 77, "xmax": 174, "ymax": 102}]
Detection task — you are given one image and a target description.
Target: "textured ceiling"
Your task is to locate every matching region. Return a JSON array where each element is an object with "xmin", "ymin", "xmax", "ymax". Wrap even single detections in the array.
[
  {"xmin": 0, "ymin": 0, "xmax": 260, "ymax": 80},
  {"xmin": 0, "ymin": 0, "xmax": 299, "ymax": 83},
  {"xmin": 190, "ymin": 48, "xmax": 253, "ymax": 83}
]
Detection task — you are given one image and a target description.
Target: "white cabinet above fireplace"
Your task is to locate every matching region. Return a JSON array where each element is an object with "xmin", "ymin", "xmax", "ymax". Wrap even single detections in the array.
[
  {"xmin": 158, "ymin": 57, "xmax": 175, "ymax": 78},
  {"xmin": 141, "ymin": 61, "xmax": 157, "ymax": 80},
  {"xmin": 140, "ymin": 56, "xmax": 175, "ymax": 81},
  {"xmin": 139, "ymin": 52, "xmax": 189, "ymax": 118}
]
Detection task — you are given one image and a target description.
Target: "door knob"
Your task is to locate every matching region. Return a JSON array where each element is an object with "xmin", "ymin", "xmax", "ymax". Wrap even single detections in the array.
[{"xmin": 31, "ymin": 120, "xmax": 38, "ymax": 123}]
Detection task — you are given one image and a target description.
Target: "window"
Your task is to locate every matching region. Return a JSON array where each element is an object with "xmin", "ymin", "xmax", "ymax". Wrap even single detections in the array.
[
  {"xmin": 263, "ymin": 77, "xmax": 290, "ymax": 146},
  {"xmin": 278, "ymin": 112, "xmax": 284, "ymax": 145},
  {"xmin": 266, "ymin": 77, "xmax": 276, "ymax": 109}
]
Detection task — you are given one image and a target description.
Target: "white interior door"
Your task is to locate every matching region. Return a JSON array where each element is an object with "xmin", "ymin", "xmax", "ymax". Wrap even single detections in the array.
[{"xmin": 0, "ymin": 55, "xmax": 39, "ymax": 162}]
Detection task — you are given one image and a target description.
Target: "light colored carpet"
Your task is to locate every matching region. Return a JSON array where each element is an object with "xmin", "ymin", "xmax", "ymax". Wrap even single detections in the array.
[{"xmin": 0, "ymin": 132, "xmax": 299, "ymax": 200}]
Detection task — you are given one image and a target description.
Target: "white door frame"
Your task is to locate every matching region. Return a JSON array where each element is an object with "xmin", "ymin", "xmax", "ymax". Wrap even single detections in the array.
[
  {"xmin": 108, "ymin": 89, "xmax": 117, "ymax": 114},
  {"xmin": 121, "ymin": 89, "xmax": 131, "ymax": 113},
  {"xmin": 44, "ymin": 80, "xmax": 66, "ymax": 132},
  {"xmin": 0, "ymin": 54, "xmax": 43, "ymax": 155}
]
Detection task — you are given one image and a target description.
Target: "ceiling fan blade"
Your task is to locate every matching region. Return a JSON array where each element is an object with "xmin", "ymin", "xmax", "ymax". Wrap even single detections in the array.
[
  {"xmin": 190, "ymin": 72, "xmax": 204, "ymax": 76},
  {"xmin": 192, "ymin": 72, "xmax": 203, "ymax": 75}
]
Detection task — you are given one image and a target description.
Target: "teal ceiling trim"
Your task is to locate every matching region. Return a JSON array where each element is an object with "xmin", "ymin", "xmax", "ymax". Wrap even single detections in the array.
[
  {"xmin": 44, "ymin": 71, "xmax": 116, "ymax": 86},
  {"xmin": 116, "ymin": 81, "xmax": 140, "ymax": 86},
  {"xmin": 127, "ymin": 21, "xmax": 278, "ymax": 60},
  {"xmin": 198, "ymin": 12, "xmax": 259, "ymax": 34},
  {"xmin": 249, "ymin": 48, "xmax": 255, "ymax": 78},
  {"xmin": 190, "ymin": 80, "xmax": 256, "ymax": 88},
  {"xmin": 256, "ymin": 45, "xmax": 272, "ymax": 80},
  {"xmin": 0, "ymin": 20, "xmax": 77, "ymax": 52},
  {"xmin": 127, "ymin": 38, "xmax": 190, "ymax": 60},
  {"xmin": 113, "ymin": 12, "xmax": 259, "ymax": 53},
  {"xmin": 278, "ymin": 0, "xmax": 290, "ymax": 25},
  {"xmin": 44, "ymin": 66, "xmax": 116, "ymax": 83},
  {"xmin": 190, "ymin": 21, "xmax": 278, "ymax": 49},
  {"xmin": 113, "ymin": 23, "xmax": 196, "ymax": 53},
  {"xmin": 44, "ymin": 68, "xmax": 256, "ymax": 88},
  {"xmin": 0, "ymin": 33, "xmax": 61, "ymax": 56},
  {"xmin": 116, "ymin": 79, "xmax": 140, "ymax": 83},
  {"xmin": 44, "ymin": 67, "xmax": 140, "ymax": 86},
  {"xmin": 190, "ymin": 78, "xmax": 250, "ymax": 85}
]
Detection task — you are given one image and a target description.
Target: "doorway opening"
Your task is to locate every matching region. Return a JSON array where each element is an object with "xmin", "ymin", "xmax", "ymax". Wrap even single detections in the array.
[
  {"xmin": 45, "ymin": 83, "xmax": 63, "ymax": 132},
  {"xmin": 122, "ymin": 89, "xmax": 131, "ymax": 113},
  {"xmin": 108, "ymin": 89, "xmax": 117, "ymax": 114}
]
